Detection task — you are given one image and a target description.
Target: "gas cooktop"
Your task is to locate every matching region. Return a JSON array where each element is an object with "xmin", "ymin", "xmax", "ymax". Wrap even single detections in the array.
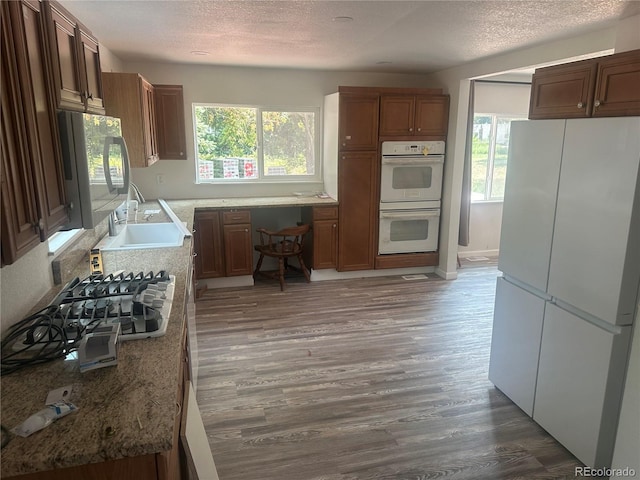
[{"xmin": 1, "ymin": 271, "xmax": 175, "ymax": 374}]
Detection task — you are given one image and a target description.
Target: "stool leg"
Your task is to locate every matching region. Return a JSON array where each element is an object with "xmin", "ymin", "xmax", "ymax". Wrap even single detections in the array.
[
  {"xmin": 278, "ymin": 257, "xmax": 285, "ymax": 291},
  {"xmin": 298, "ymin": 254, "xmax": 311, "ymax": 283},
  {"xmin": 254, "ymin": 253, "xmax": 264, "ymax": 279}
]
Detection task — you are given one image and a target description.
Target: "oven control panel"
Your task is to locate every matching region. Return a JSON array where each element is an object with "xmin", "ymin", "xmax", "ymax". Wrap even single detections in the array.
[{"xmin": 381, "ymin": 141, "xmax": 445, "ymax": 156}]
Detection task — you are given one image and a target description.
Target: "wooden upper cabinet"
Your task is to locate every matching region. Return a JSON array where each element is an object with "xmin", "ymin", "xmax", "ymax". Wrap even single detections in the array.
[
  {"xmin": 1, "ymin": 0, "xmax": 69, "ymax": 265},
  {"xmin": 1, "ymin": 6, "xmax": 41, "ymax": 264},
  {"xmin": 380, "ymin": 94, "xmax": 449, "ymax": 137},
  {"xmin": 529, "ymin": 49, "xmax": 640, "ymax": 119},
  {"xmin": 529, "ymin": 60, "xmax": 597, "ymax": 119},
  {"xmin": 338, "ymin": 93, "xmax": 379, "ymax": 151},
  {"xmin": 592, "ymin": 49, "xmax": 640, "ymax": 117},
  {"xmin": 78, "ymin": 29, "xmax": 104, "ymax": 113},
  {"xmin": 140, "ymin": 77, "xmax": 159, "ymax": 166},
  {"xmin": 415, "ymin": 95, "xmax": 449, "ymax": 136},
  {"xmin": 102, "ymin": 72, "xmax": 159, "ymax": 167},
  {"xmin": 154, "ymin": 85, "xmax": 187, "ymax": 160},
  {"xmin": 379, "ymin": 96, "xmax": 415, "ymax": 136},
  {"xmin": 44, "ymin": 1, "xmax": 104, "ymax": 114},
  {"xmin": 20, "ymin": 0, "xmax": 68, "ymax": 235}
]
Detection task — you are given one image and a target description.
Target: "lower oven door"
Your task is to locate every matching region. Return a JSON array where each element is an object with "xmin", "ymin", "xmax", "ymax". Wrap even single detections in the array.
[{"xmin": 378, "ymin": 209, "xmax": 440, "ymax": 254}]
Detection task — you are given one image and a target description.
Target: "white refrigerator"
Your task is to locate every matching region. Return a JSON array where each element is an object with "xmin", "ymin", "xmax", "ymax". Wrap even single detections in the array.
[{"xmin": 488, "ymin": 117, "xmax": 640, "ymax": 469}]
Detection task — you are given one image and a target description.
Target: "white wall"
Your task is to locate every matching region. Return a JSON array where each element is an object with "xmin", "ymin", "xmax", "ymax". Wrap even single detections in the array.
[
  {"xmin": 457, "ymin": 202, "xmax": 503, "ymax": 257},
  {"xmin": 458, "ymin": 80, "xmax": 530, "ymax": 258},
  {"xmin": 611, "ymin": 303, "xmax": 640, "ymax": 478},
  {"xmin": 0, "ymin": 43, "xmax": 124, "ymax": 335},
  {"xmin": 116, "ymin": 62, "xmax": 436, "ymax": 201},
  {"xmin": 425, "ymin": 27, "xmax": 619, "ymax": 279},
  {"xmin": 0, "ymin": 243, "xmax": 54, "ymax": 335}
]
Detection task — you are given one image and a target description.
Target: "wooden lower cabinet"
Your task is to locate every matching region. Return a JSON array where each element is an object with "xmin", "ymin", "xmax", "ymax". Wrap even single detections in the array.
[
  {"xmin": 223, "ymin": 223, "xmax": 253, "ymax": 276},
  {"xmin": 4, "ymin": 454, "xmax": 164, "ymax": 480},
  {"xmin": 338, "ymin": 151, "xmax": 377, "ymax": 271},
  {"xmin": 193, "ymin": 210, "xmax": 224, "ymax": 278},
  {"xmin": 302, "ymin": 206, "xmax": 339, "ymax": 270},
  {"xmin": 194, "ymin": 209, "xmax": 253, "ymax": 279}
]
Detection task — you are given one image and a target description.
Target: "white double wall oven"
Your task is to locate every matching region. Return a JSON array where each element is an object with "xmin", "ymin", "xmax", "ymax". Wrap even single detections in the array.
[{"xmin": 378, "ymin": 141, "xmax": 444, "ymax": 255}]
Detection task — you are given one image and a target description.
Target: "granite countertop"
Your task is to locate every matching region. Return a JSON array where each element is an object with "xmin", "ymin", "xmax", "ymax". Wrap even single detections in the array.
[
  {"xmin": 0, "ymin": 204, "xmax": 193, "ymax": 478},
  {"xmin": 170, "ymin": 195, "xmax": 338, "ymax": 210},
  {"xmin": 0, "ymin": 195, "xmax": 336, "ymax": 477}
]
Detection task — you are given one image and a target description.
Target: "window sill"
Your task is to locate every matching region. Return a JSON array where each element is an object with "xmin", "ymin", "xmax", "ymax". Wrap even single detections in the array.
[
  {"xmin": 470, "ymin": 199, "xmax": 504, "ymax": 205},
  {"xmin": 48, "ymin": 229, "xmax": 84, "ymax": 257}
]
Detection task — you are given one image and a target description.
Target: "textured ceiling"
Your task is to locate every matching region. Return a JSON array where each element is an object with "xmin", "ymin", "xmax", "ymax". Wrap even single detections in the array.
[{"xmin": 60, "ymin": 0, "xmax": 640, "ymax": 74}]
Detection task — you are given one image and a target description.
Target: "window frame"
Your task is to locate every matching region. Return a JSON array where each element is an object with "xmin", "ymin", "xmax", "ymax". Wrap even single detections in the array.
[
  {"xmin": 192, "ymin": 103, "xmax": 321, "ymax": 184},
  {"xmin": 471, "ymin": 113, "xmax": 525, "ymax": 202}
]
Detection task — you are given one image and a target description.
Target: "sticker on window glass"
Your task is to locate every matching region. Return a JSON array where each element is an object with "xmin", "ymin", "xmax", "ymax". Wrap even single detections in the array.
[{"xmin": 223, "ymin": 159, "xmax": 239, "ymax": 178}]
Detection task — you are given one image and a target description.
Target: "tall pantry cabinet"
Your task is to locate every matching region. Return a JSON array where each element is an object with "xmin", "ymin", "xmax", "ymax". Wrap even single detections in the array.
[{"xmin": 324, "ymin": 89, "xmax": 380, "ymax": 271}]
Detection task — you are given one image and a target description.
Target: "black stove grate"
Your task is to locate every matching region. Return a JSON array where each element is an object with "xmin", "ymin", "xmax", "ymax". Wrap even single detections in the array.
[{"xmin": 1, "ymin": 271, "xmax": 171, "ymax": 375}]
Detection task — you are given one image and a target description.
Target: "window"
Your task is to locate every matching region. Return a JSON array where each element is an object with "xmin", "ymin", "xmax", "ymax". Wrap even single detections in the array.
[
  {"xmin": 193, "ymin": 104, "xmax": 319, "ymax": 183},
  {"xmin": 471, "ymin": 114, "xmax": 523, "ymax": 201}
]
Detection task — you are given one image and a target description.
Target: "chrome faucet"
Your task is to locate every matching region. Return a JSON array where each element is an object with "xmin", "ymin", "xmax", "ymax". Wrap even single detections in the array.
[
  {"xmin": 130, "ymin": 183, "xmax": 145, "ymax": 204},
  {"xmin": 108, "ymin": 211, "xmax": 126, "ymax": 236},
  {"xmin": 108, "ymin": 212, "xmax": 118, "ymax": 236}
]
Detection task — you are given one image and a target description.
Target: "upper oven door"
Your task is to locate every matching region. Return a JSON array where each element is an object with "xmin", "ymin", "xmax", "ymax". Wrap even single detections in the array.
[{"xmin": 380, "ymin": 155, "xmax": 444, "ymax": 202}]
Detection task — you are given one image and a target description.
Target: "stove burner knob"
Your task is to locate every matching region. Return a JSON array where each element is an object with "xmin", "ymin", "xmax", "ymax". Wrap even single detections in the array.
[
  {"xmin": 152, "ymin": 299, "xmax": 164, "ymax": 309},
  {"xmin": 145, "ymin": 318, "xmax": 159, "ymax": 332},
  {"xmin": 142, "ymin": 293, "xmax": 154, "ymax": 304}
]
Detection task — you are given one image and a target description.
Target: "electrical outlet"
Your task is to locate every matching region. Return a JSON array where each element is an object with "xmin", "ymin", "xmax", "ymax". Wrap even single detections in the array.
[{"xmin": 156, "ymin": 174, "xmax": 165, "ymax": 185}]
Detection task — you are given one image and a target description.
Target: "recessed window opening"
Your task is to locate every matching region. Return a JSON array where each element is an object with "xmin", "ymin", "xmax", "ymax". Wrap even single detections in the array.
[
  {"xmin": 471, "ymin": 113, "xmax": 525, "ymax": 201},
  {"xmin": 193, "ymin": 104, "xmax": 320, "ymax": 184}
]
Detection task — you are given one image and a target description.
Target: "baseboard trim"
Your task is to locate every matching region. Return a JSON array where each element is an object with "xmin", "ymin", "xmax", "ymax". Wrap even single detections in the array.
[
  {"xmin": 458, "ymin": 249, "xmax": 499, "ymax": 259},
  {"xmin": 436, "ymin": 267, "xmax": 458, "ymax": 280},
  {"xmin": 311, "ymin": 266, "xmax": 436, "ymax": 282}
]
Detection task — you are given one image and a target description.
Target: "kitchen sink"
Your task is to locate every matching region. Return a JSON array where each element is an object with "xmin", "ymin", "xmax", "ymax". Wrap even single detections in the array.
[{"xmin": 99, "ymin": 223, "xmax": 185, "ymax": 250}]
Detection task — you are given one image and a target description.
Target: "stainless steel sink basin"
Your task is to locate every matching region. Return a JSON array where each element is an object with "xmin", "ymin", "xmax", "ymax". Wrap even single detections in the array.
[{"xmin": 99, "ymin": 223, "xmax": 185, "ymax": 250}]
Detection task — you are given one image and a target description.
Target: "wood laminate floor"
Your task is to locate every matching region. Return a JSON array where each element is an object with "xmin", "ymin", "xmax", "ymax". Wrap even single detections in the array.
[{"xmin": 195, "ymin": 265, "xmax": 585, "ymax": 480}]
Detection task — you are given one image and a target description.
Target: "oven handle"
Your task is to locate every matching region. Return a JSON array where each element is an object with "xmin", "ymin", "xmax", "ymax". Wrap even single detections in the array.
[
  {"xmin": 380, "ymin": 210, "xmax": 440, "ymax": 220},
  {"xmin": 381, "ymin": 155, "xmax": 444, "ymax": 166}
]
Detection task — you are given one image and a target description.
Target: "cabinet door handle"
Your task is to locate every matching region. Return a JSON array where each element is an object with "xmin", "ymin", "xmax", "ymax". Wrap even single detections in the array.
[
  {"xmin": 417, "ymin": 128, "xmax": 421, "ymax": 132},
  {"xmin": 577, "ymin": 102, "xmax": 584, "ymax": 109},
  {"xmin": 193, "ymin": 252, "xmax": 198, "ymax": 257},
  {"xmin": 192, "ymin": 228, "xmax": 196, "ymax": 233},
  {"xmin": 333, "ymin": 224, "xmax": 337, "ymax": 228},
  {"xmin": 594, "ymin": 100, "xmax": 601, "ymax": 108},
  {"xmin": 244, "ymin": 228, "xmax": 249, "ymax": 232},
  {"xmin": 408, "ymin": 127, "xmax": 413, "ymax": 132}
]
